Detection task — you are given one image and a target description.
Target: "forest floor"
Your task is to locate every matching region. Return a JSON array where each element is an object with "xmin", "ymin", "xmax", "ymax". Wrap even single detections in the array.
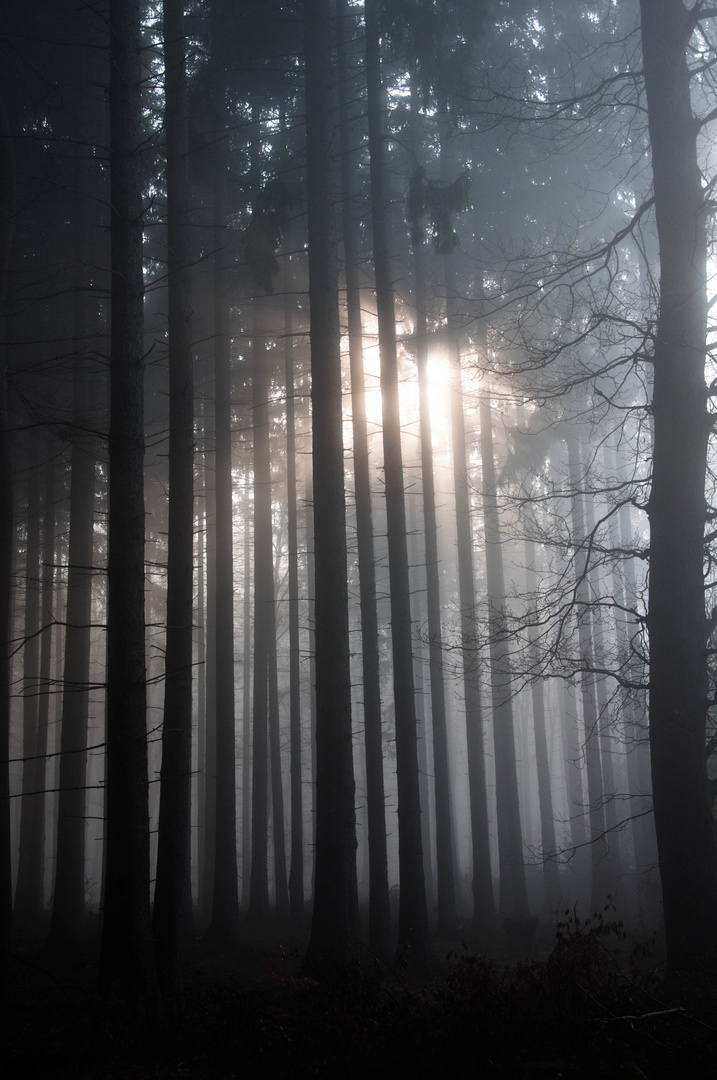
[{"xmin": 5, "ymin": 911, "xmax": 717, "ymax": 1079}]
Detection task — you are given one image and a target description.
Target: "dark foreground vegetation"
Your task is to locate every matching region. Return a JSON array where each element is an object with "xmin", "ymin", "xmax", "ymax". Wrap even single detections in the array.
[{"xmin": 7, "ymin": 911, "xmax": 717, "ymax": 1079}]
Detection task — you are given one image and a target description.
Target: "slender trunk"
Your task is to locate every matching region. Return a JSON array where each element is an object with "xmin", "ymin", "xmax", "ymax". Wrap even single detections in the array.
[
  {"xmin": 208, "ymin": 152, "xmax": 239, "ymax": 942},
  {"xmin": 566, "ymin": 429, "xmax": 608, "ymax": 910},
  {"xmin": 248, "ymin": 301, "xmax": 271, "ymax": 925},
  {"xmin": 241, "ymin": 500, "xmax": 252, "ymax": 909},
  {"xmin": 480, "ymin": 391, "xmax": 529, "ymax": 921},
  {"xmin": 414, "ymin": 224, "xmax": 456, "ymax": 938},
  {"xmin": 336, "ymin": 0, "xmax": 390, "ymax": 961},
  {"xmin": 0, "ymin": 88, "xmax": 15, "ymax": 984},
  {"xmin": 284, "ymin": 279, "xmax": 304, "ymax": 926},
  {"xmin": 153, "ymin": 0, "xmax": 194, "ymax": 996},
  {"xmin": 48, "ymin": 206, "xmax": 95, "ymax": 949},
  {"xmin": 268, "ymin": 607, "xmax": 289, "ymax": 919},
  {"xmin": 15, "ymin": 467, "xmax": 43, "ymax": 929},
  {"xmin": 303, "ymin": 0, "xmax": 359, "ymax": 967},
  {"xmin": 364, "ymin": 0, "xmax": 432, "ymax": 970},
  {"xmin": 446, "ymin": 295, "xmax": 494, "ymax": 935},
  {"xmin": 525, "ymin": 533, "xmax": 561, "ymax": 910},
  {"xmin": 99, "ymin": 0, "xmax": 158, "ymax": 1015}
]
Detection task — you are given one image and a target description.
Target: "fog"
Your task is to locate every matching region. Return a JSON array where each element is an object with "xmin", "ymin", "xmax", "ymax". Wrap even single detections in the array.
[{"xmin": 2, "ymin": 0, "xmax": 717, "ymax": 1073}]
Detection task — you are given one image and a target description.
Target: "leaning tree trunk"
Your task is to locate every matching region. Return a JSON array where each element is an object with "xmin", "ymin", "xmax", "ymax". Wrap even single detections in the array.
[
  {"xmin": 98, "ymin": 0, "xmax": 158, "ymax": 1017},
  {"xmin": 640, "ymin": 0, "xmax": 717, "ymax": 968},
  {"xmin": 364, "ymin": 0, "xmax": 432, "ymax": 971},
  {"xmin": 153, "ymin": 0, "xmax": 194, "ymax": 998},
  {"xmin": 336, "ymin": 0, "xmax": 390, "ymax": 963},
  {"xmin": 303, "ymin": 0, "xmax": 360, "ymax": 968}
]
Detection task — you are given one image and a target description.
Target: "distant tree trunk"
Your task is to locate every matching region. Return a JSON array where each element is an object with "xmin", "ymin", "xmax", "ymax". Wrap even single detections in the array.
[
  {"xmin": 414, "ymin": 226, "xmax": 456, "ymax": 939},
  {"xmin": 336, "ymin": 0, "xmax": 390, "ymax": 962},
  {"xmin": 524, "ymin": 533, "xmax": 561, "ymax": 910},
  {"xmin": 284, "ymin": 278, "xmax": 304, "ymax": 927},
  {"xmin": 268, "ymin": 609, "xmax": 289, "ymax": 919},
  {"xmin": 153, "ymin": 0, "xmax": 194, "ymax": 997},
  {"xmin": 47, "ymin": 237, "xmax": 96, "ymax": 950},
  {"xmin": 446, "ymin": 288, "xmax": 494, "ymax": 936},
  {"xmin": 0, "ymin": 88, "xmax": 13, "ymax": 984},
  {"xmin": 303, "ymin": 0, "xmax": 360, "ymax": 968},
  {"xmin": 566, "ymin": 429, "xmax": 608, "ymax": 911},
  {"xmin": 640, "ymin": 0, "xmax": 717, "ymax": 968},
  {"xmin": 98, "ymin": 0, "xmax": 158, "ymax": 1017},
  {"xmin": 364, "ymin": 0, "xmax": 432, "ymax": 970},
  {"xmin": 201, "ymin": 407, "xmax": 217, "ymax": 925},
  {"xmin": 207, "ymin": 149, "xmax": 239, "ymax": 943},
  {"xmin": 479, "ymin": 390, "xmax": 529, "ymax": 921},
  {"xmin": 14, "ymin": 466, "xmax": 43, "ymax": 929},
  {"xmin": 248, "ymin": 301, "xmax": 271, "ymax": 927},
  {"xmin": 241, "ymin": 502, "xmax": 252, "ymax": 909},
  {"xmin": 34, "ymin": 451, "xmax": 56, "ymax": 913},
  {"xmin": 614, "ymin": 490, "xmax": 653, "ymax": 876}
]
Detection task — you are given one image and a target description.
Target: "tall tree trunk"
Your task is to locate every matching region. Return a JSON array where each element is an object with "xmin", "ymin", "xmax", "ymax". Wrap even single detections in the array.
[
  {"xmin": 479, "ymin": 390, "xmax": 529, "ymax": 921},
  {"xmin": 241, "ymin": 499, "xmax": 252, "ymax": 910},
  {"xmin": 336, "ymin": 0, "xmax": 390, "ymax": 962},
  {"xmin": 284, "ymin": 278, "xmax": 304, "ymax": 927},
  {"xmin": 0, "ymin": 89, "xmax": 14, "ymax": 981},
  {"xmin": 99, "ymin": 0, "xmax": 158, "ymax": 1016},
  {"xmin": 414, "ymin": 223, "xmax": 456, "ymax": 939},
  {"xmin": 47, "ymin": 187, "xmax": 95, "ymax": 951},
  {"xmin": 524, "ymin": 533, "xmax": 561, "ymax": 910},
  {"xmin": 14, "ymin": 465, "xmax": 43, "ymax": 929},
  {"xmin": 566, "ymin": 429, "xmax": 608, "ymax": 910},
  {"xmin": 303, "ymin": 0, "xmax": 360, "ymax": 968},
  {"xmin": 207, "ymin": 150, "xmax": 239, "ymax": 942},
  {"xmin": 153, "ymin": 0, "xmax": 194, "ymax": 997},
  {"xmin": 640, "ymin": 0, "xmax": 717, "ymax": 968},
  {"xmin": 364, "ymin": 0, "xmax": 432, "ymax": 970},
  {"xmin": 248, "ymin": 300, "xmax": 271, "ymax": 926},
  {"xmin": 446, "ymin": 289, "xmax": 494, "ymax": 936}
]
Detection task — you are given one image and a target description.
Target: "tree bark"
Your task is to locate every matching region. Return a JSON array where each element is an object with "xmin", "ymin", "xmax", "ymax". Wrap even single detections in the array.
[
  {"xmin": 640, "ymin": 0, "xmax": 717, "ymax": 968},
  {"xmin": 364, "ymin": 0, "xmax": 432, "ymax": 970},
  {"xmin": 303, "ymin": 0, "xmax": 360, "ymax": 968},
  {"xmin": 99, "ymin": 0, "xmax": 158, "ymax": 1017},
  {"xmin": 153, "ymin": 0, "xmax": 195, "ymax": 998},
  {"xmin": 336, "ymin": 0, "xmax": 390, "ymax": 962}
]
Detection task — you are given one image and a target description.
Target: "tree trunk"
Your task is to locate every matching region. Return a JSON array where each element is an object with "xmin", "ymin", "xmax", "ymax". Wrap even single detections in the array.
[
  {"xmin": 303, "ymin": 0, "xmax": 360, "ymax": 968},
  {"xmin": 336, "ymin": 0, "xmax": 390, "ymax": 962},
  {"xmin": 479, "ymin": 390, "xmax": 529, "ymax": 921},
  {"xmin": 99, "ymin": 0, "xmax": 158, "ymax": 1017},
  {"xmin": 640, "ymin": 0, "xmax": 717, "ymax": 968},
  {"xmin": 248, "ymin": 300, "xmax": 271, "ymax": 927},
  {"xmin": 153, "ymin": 0, "xmax": 194, "ymax": 997},
  {"xmin": 566, "ymin": 429, "xmax": 608, "ymax": 911},
  {"xmin": 364, "ymin": 0, "xmax": 432, "ymax": 970},
  {"xmin": 284, "ymin": 277, "xmax": 304, "ymax": 927},
  {"xmin": 0, "ymin": 89, "xmax": 14, "ymax": 981},
  {"xmin": 207, "ymin": 151, "xmax": 239, "ymax": 942},
  {"xmin": 414, "ymin": 222, "xmax": 457, "ymax": 939},
  {"xmin": 14, "ymin": 465, "xmax": 43, "ymax": 929},
  {"xmin": 446, "ymin": 289, "xmax": 495, "ymax": 936}
]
